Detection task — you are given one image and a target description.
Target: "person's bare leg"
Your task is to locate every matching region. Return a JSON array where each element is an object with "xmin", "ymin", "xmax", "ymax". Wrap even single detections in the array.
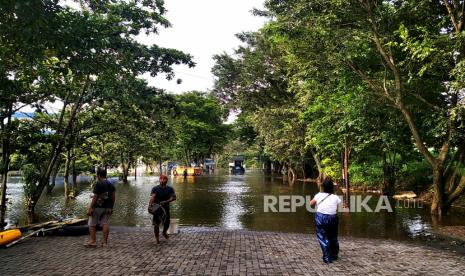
[
  {"xmin": 162, "ymin": 222, "xmax": 169, "ymax": 240},
  {"xmin": 102, "ymin": 224, "xmax": 110, "ymax": 246},
  {"xmin": 154, "ymin": 224, "xmax": 160, "ymax": 244},
  {"xmin": 88, "ymin": 226, "xmax": 97, "ymax": 246},
  {"xmin": 163, "ymin": 214, "xmax": 170, "ymax": 239}
]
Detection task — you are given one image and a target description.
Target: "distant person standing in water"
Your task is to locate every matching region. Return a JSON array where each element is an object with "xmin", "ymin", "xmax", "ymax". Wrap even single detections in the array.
[
  {"xmin": 310, "ymin": 178, "xmax": 341, "ymax": 263},
  {"xmin": 86, "ymin": 168, "xmax": 116, "ymax": 247},
  {"xmin": 183, "ymin": 168, "xmax": 188, "ymax": 179},
  {"xmin": 148, "ymin": 174, "xmax": 176, "ymax": 244}
]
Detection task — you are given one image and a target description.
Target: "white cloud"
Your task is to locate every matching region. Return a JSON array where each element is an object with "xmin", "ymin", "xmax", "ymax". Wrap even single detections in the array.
[
  {"xmin": 138, "ymin": 0, "xmax": 266, "ymax": 94},
  {"xmin": 30, "ymin": 1, "xmax": 267, "ymax": 113},
  {"xmin": 18, "ymin": 100, "xmax": 63, "ymax": 113}
]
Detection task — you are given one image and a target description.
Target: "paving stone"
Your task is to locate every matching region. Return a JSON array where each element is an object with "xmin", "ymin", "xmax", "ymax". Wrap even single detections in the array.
[{"xmin": 0, "ymin": 227, "xmax": 464, "ymax": 275}]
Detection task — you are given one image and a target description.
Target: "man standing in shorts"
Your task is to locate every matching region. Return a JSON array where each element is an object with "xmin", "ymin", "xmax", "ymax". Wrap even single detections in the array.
[
  {"xmin": 148, "ymin": 174, "xmax": 176, "ymax": 244},
  {"xmin": 86, "ymin": 168, "xmax": 116, "ymax": 247}
]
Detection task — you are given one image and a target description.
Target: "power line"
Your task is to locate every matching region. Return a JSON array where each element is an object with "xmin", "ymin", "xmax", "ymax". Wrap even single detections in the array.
[{"xmin": 172, "ymin": 71, "xmax": 213, "ymax": 82}]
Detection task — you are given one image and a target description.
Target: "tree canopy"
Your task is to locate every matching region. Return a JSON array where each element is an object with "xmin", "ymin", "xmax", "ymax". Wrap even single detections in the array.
[
  {"xmin": 212, "ymin": 0, "xmax": 465, "ymax": 214},
  {"xmin": 0, "ymin": 0, "xmax": 195, "ymax": 218}
]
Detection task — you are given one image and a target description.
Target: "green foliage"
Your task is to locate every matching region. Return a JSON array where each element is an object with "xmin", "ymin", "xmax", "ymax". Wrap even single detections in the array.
[
  {"xmin": 8, "ymin": 154, "xmax": 23, "ymax": 171},
  {"xmin": 399, "ymin": 160, "xmax": 432, "ymax": 193},
  {"xmin": 107, "ymin": 171, "xmax": 123, "ymax": 178},
  {"xmin": 349, "ymin": 163, "xmax": 383, "ymax": 189},
  {"xmin": 217, "ymin": 139, "xmax": 261, "ymax": 169},
  {"xmin": 0, "ymin": 0, "xmax": 196, "ymax": 210},
  {"xmin": 212, "ymin": 28, "xmax": 309, "ymax": 176},
  {"xmin": 173, "ymin": 92, "xmax": 230, "ymax": 165},
  {"xmin": 213, "ymin": 0, "xmax": 465, "ymax": 205},
  {"xmin": 251, "ymin": 107, "xmax": 305, "ymax": 166},
  {"xmin": 231, "ymin": 112, "xmax": 258, "ymax": 147},
  {"xmin": 21, "ymin": 164, "xmax": 40, "ymax": 201},
  {"xmin": 212, "ymin": 30, "xmax": 292, "ymax": 111},
  {"xmin": 320, "ymin": 158, "xmax": 340, "ymax": 179}
]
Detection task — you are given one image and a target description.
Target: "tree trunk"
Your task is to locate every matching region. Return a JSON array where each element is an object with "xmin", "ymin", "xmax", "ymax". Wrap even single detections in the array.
[
  {"xmin": 382, "ymin": 152, "xmax": 396, "ymax": 196},
  {"xmin": 159, "ymin": 155, "xmax": 163, "ymax": 175},
  {"xmin": 430, "ymin": 166, "xmax": 445, "ymax": 215},
  {"xmin": 124, "ymin": 156, "xmax": 132, "ymax": 184},
  {"xmin": 288, "ymin": 165, "xmax": 296, "ymax": 183},
  {"xmin": 122, "ymin": 162, "xmax": 129, "ymax": 184},
  {"xmin": 64, "ymin": 148, "xmax": 71, "ymax": 198},
  {"xmin": 0, "ymin": 158, "xmax": 9, "ymax": 228},
  {"xmin": 30, "ymin": 79, "xmax": 88, "ymax": 211},
  {"xmin": 310, "ymin": 149, "xmax": 323, "ymax": 183},
  {"xmin": 47, "ymin": 159, "xmax": 61, "ymax": 194},
  {"xmin": 262, "ymin": 158, "xmax": 271, "ymax": 173},
  {"xmin": 1, "ymin": 108, "xmax": 12, "ymax": 226},
  {"xmin": 120, "ymin": 151, "xmax": 125, "ymax": 180},
  {"xmin": 122, "ymin": 170, "xmax": 128, "ymax": 183},
  {"xmin": 272, "ymin": 162, "xmax": 277, "ymax": 174},
  {"xmin": 444, "ymin": 174, "xmax": 465, "ymax": 212},
  {"xmin": 301, "ymin": 156, "xmax": 306, "ymax": 181},
  {"xmin": 427, "ymin": 158, "xmax": 465, "ymax": 215},
  {"xmin": 121, "ymin": 151, "xmax": 130, "ymax": 184},
  {"xmin": 134, "ymin": 160, "xmax": 137, "ymax": 180},
  {"xmin": 184, "ymin": 149, "xmax": 190, "ymax": 167},
  {"xmin": 71, "ymin": 157, "xmax": 77, "ymax": 198},
  {"xmin": 343, "ymin": 140, "xmax": 350, "ymax": 208}
]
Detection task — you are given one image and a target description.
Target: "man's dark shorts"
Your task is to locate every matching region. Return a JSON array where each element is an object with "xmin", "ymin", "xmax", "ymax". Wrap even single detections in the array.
[
  {"xmin": 88, "ymin": 208, "xmax": 112, "ymax": 227},
  {"xmin": 152, "ymin": 207, "xmax": 169, "ymax": 225}
]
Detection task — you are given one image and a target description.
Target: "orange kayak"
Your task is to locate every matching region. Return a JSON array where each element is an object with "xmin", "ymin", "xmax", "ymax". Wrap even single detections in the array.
[{"xmin": 0, "ymin": 229, "xmax": 22, "ymax": 246}]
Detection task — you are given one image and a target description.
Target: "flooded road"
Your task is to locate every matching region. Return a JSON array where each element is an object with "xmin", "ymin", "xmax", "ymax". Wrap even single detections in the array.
[{"xmin": 4, "ymin": 171, "xmax": 465, "ymax": 241}]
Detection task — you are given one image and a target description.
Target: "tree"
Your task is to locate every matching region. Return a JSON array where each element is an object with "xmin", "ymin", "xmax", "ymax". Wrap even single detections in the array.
[
  {"xmin": 212, "ymin": 29, "xmax": 321, "ymax": 181},
  {"xmin": 0, "ymin": 0, "xmax": 64, "ymax": 225},
  {"xmin": 263, "ymin": 0, "xmax": 465, "ymax": 214},
  {"xmin": 1, "ymin": 0, "xmax": 194, "ymax": 215},
  {"xmin": 173, "ymin": 92, "xmax": 230, "ymax": 166}
]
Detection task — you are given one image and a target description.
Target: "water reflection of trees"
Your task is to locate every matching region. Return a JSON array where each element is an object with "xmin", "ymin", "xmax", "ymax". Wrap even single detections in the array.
[
  {"xmin": 171, "ymin": 176, "xmax": 226, "ymax": 226},
  {"xmin": 5, "ymin": 172, "xmax": 462, "ymax": 241}
]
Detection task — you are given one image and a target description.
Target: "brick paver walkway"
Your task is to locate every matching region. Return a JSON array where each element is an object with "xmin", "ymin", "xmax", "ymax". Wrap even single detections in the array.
[{"xmin": 1, "ymin": 227, "xmax": 465, "ymax": 275}]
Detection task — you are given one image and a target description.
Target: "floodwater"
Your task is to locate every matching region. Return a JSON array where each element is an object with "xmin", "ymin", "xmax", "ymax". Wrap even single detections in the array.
[{"xmin": 4, "ymin": 170, "xmax": 465, "ymax": 241}]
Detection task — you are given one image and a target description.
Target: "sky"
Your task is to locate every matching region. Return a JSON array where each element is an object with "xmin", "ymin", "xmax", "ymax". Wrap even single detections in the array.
[
  {"xmin": 20, "ymin": 0, "xmax": 267, "ymax": 115},
  {"xmin": 138, "ymin": 0, "xmax": 267, "ymax": 94}
]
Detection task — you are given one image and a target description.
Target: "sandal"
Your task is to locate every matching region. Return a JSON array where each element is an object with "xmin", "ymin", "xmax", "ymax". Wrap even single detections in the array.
[{"xmin": 84, "ymin": 243, "xmax": 97, "ymax": 248}]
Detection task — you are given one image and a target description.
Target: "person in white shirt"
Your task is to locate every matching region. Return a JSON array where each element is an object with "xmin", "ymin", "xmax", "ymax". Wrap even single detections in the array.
[{"xmin": 310, "ymin": 178, "xmax": 341, "ymax": 264}]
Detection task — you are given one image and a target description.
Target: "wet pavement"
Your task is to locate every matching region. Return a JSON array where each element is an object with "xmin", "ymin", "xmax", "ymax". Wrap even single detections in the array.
[{"xmin": 1, "ymin": 227, "xmax": 465, "ymax": 275}]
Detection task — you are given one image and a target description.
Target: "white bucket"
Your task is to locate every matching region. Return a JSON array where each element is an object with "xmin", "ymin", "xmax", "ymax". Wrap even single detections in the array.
[{"xmin": 167, "ymin": 219, "xmax": 179, "ymax": 234}]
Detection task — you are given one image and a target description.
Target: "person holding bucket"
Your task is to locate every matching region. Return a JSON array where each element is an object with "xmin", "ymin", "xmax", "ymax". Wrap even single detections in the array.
[{"xmin": 148, "ymin": 174, "xmax": 176, "ymax": 244}]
